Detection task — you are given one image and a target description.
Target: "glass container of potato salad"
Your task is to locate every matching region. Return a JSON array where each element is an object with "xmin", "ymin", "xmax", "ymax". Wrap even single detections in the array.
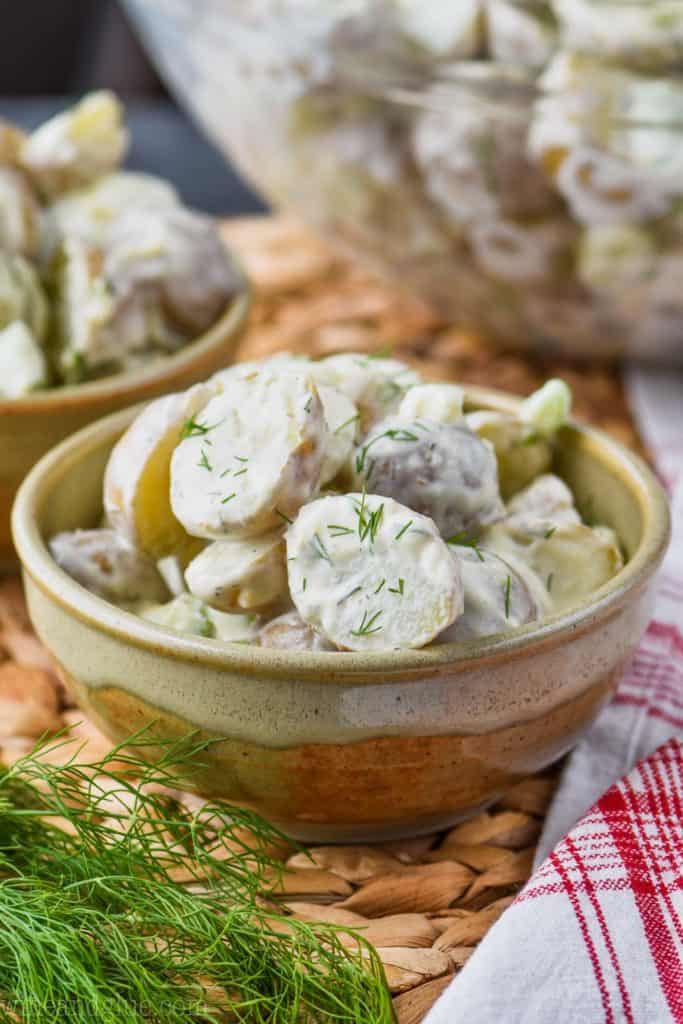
[{"xmin": 126, "ymin": 0, "xmax": 683, "ymax": 362}]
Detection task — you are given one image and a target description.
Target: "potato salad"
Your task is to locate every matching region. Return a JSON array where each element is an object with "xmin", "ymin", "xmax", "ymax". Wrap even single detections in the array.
[
  {"xmin": 50, "ymin": 353, "xmax": 624, "ymax": 652},
  {"xmin": 140, "ymin": 0, "xmax": 683, "ymax": 360},
  {"xmin": 0, "ymin": 92, "xmax": 242, "ymax": 399}
]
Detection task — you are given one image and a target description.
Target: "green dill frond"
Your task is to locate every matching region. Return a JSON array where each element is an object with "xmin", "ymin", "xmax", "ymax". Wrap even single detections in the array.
[{"xmin": 0, "ymin": 733, "xmax": 393, "ymax": 1024}]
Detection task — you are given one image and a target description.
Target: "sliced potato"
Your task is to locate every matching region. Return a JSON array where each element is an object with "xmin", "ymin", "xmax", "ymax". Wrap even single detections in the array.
[
  {"xmin": 483, "ymin": 517, "xmax": 624, "ymax": 612},
  {"xmin": 103, "ymin": 384, "xmax": 214, "ymax": 562},
  {"xmin": 185, "ymin": 533, "xmax": 287, "ymax": 612},
  {"xmin": 466, "ymin": 410, "xmax": 552, "ymax": 500},
  {"xmin": 170, "ymin": 371, "xmax": 327, "ymax": 539},
  {"xmin": 286, "ymin": 493, "xmax": 463, "ymax": 651},
  {"xmin": 49, "ymin": 528, "xmax": 169, "ymax": 604}
]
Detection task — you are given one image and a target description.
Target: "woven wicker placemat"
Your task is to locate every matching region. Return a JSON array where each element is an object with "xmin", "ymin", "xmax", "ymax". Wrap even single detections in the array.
[{"xmin": 0, "ymin": 215, "xmax": 643, "ymax": 1022}]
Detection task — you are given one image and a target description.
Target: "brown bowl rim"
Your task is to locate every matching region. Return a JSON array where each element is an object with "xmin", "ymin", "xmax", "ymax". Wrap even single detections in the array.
[{"xmin": 12, "ymin": 385, "xmax": 671, "ymax": 684}]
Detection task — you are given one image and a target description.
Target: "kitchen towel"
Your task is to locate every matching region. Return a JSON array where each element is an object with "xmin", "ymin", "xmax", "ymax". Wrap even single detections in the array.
[{"xmin": 426, "ymin": 367, "xmax": 683, "ymax": 1024}]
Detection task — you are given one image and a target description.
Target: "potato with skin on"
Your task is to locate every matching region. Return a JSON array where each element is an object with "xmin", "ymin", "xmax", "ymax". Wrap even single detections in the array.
[
  {"xmin": 170, "ymin": 371, "xmax": 328, "ymax": 539},
  {"xmin": 0, "ymin": 166, "xmax": 41, "ymax": 258},
  {"xmin": 352, "ymin": 416, "xmax": 504, "ymax": 539},
  {"xmin": 185, "ymin": 533, "xmax": 287, "ymax": 612},
  {"xmin": 19, "ymin": 90, "xmax": 129, "ymax": 198},
  {"xmin": 467, "ymin": 379, "xmax": 572, "ymax": 499},
  {"xmin": 286, "ymin": 494, "xmax": 464, "ymax": 651},
  {"xmin": 259, "ymin": 610, "xmax": 337, "ymax": 651},
  {"xmin": 465, "ymin": 410, "xmax": 552, "ymax": 500},
  {"xmin": 51, "ymin": 236, "xmax": 153, "ymax": 383},
  {"xmin": 104, "ymin": 206, "xmax": 241, "ymax": 338},
  {"xmin": 398, "ymin": 382, "xmax": 465, "ymax": 424},
  {"xmin": 437, "ymin": 546, "xmax": 549, "ymax": 643},
  {"xmin": 310, "ymin": 353, "xmax": 421, "ymax": 431},
  {"xmin": 42, "ymin": 170, "xmax": 180, "ymax": 257},
  {"xmin": 49, "ymin": 529, "xmax": 169, "ymax": 604},
  {"xmin": 506, "ymin": 473, "xmax": 580, "ymax": 525},
  {"xmin": 482, "ymin": 517, "xmax": 624, "ymax": 612},
  {"xmin": 104, "ymin": 383, "xmax": 214, "ymax": 562}
]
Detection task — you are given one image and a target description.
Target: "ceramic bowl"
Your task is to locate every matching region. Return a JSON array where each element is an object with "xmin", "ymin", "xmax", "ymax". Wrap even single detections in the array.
[
  {"xmin": 0, "ymin": 273, "xmax": 250, "ymax": 570},
  {"xmin": 12, "ymin": 388, "xmax": 670, "ymax": 842}
]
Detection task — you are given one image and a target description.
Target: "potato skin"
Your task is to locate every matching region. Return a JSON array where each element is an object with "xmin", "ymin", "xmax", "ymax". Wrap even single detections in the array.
[{"xmin": 352, "ymin": 416, "xmax": 504, "ymax": 538}]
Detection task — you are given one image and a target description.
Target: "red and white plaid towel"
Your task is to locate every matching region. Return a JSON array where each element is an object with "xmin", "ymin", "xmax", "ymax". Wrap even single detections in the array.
[{"xmin": 427, "ymin": 368, "xmax": 683, "ymax": 1024}]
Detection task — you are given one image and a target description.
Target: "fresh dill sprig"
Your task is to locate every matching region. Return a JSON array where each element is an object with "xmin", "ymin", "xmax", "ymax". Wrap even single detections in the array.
[
  {"xmin": 221, "ymin": 493, "xmax": 236, "ymax": 505},
  {"xmin": 544, "ymin": 526, "xmax": 557, "ymax": 539},
  {"xmin": 447, "ymin": 532, "xmax": 485, "ymax": 562},
  {"xmin": 334, "ymin": 413, "xmax": 360, "ymax": 436},
  {"xmin": 394, "ymin": 520, "xmax": 413, "ymax": 541},
  {"xmin": 233, "ymin": 467, "xmax": 248, "ymax": 477},
  {"xmin": 374, "ymin": 579, "xmax": 386, "ymax": 595},
  {"xmin": 504, "ymin": 574, "xmax": 511, "ymax": 618},
  {"xmin": 197, "ymin": 448, "xmax": 212, "ymax": 472},
  {"xmin": 311, "ymin": 533, "xmax": 331, "ymax": 563},
  {"xmin": 180, "ymin": 415, "xmax": 222, "ymax": 440},
  {"xmin": 357, "ymin": 502, "xmax": 384, "ymax": 545},
  {"xmin": 328, "ymin": 524, "xmax": 355, "ymax": 538},
  {"xmin": 350, "ymin": 609, "xmax": 383, "ymax": 637},
  {"xmin": 388, "ymin": 578, "xmax": 405, "ymax": 596},
  {"xmin": 0, "ymin": 732, "xmax": 393, "ymax": 1024}
]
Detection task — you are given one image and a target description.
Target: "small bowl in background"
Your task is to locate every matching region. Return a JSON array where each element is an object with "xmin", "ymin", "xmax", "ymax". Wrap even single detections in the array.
[
  {"xmin": 0, "ymin": 273, "xmax": 250, "ymax": 570},
  {"xmin": 12, "ymin": 388, "xmax": 670, "ymax": 842}
]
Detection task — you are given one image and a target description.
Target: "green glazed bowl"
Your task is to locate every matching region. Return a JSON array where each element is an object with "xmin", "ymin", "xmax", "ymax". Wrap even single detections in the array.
[
  {"xmin": 0, "ymin": 271, "xmax": 250, "ymax": 571},
  {"xmin": 12, "ymin": 388, "xmax": 670, "ymax": 842}
]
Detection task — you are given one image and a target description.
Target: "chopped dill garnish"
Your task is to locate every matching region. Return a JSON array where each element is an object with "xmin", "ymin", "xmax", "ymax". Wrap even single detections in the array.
[
  {"xmin": 339, "ymin": 585, "xmax": 362, "ymax": 605},
  {"xmin": 219, "ymin": 467, "xmax": 231, "ymax": 478},
  {"xmin": 544, "ymin": 525, "xmax": 557, "ymax": 539},
  {"xmin": 350, "ymin": 609, "xmax": 383, "ymax": 637},
  {"xmin": 181, "ymin": 414, "xmax": 222, "ymax": 440},
  {"xmin": 388, "ymin": 578, "xmax": 405, "ymax": 596},
  {"xmin": 198, "ymin": 448, "xmax": 212, "ymax": 471},
  {"xmin": 334, "ymin": 413, "xmax": 360, "ymax": 435},
  {"xmin": 275, "ymin": 508, "xmax": 293, "ymax": 524},
  {"xmin": 328, "ymin": 524, "xmax": 355, "ymax": 537},
  {"xmin": 447, "ymin": 532, "xmax": 485, "ymax": 562},
  {"xmin": 355, "ymin": 428, "xmax": 418, "ymax": 475},
  {"xmin": 233, "ymin": 467, "xmax": 248, "ymax": 477},
  {"xmin": 304, "ymin": 396, "xmax": 312, "ymax": 413},
  {"xmin": 358, "ymin": 503, "xmax": 384, "ymax": 545},
  {"xmin": 311, "ymin": 533, "xmax": 331, "ymax": 563},
  {"xmin": 302, "ymin": 577, "xmax": 307, "ymax": 592},
  {"xmin": 374, "ymin": 579, "xmax": 386, "ymax": 595},
  {"xmin": 547, "ymin": 572, "xmax": 554, "ymax": 592},
  {"xmin": 235, "ymin": 455, "xmax": 249, "ymax": 463},
  {"xmin": 394, "ymin": 520, "xmax": 413, "ymax": 541},
  {"xmin": 504, "ymin": 574, "xmax": 511, "ymax": 617},
  {"xmin": 221, "ymin": 492, "xmax": 236, "ymax": 505}
]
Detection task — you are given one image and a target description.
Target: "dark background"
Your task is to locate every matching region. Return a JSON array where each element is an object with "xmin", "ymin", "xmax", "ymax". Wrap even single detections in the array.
[{"xmin": 0, "ymin": 1, "xmax": 265, "ymax": 215}]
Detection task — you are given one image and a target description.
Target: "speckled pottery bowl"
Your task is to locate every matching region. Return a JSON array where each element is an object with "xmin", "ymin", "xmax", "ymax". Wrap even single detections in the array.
[
  {"xmin": 12, "ymin": 387, "xmax": 670, "ymax": 842},
  {"xmin": 0, "ymin": 270, "xmax": 250, "ymax": 571}
]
